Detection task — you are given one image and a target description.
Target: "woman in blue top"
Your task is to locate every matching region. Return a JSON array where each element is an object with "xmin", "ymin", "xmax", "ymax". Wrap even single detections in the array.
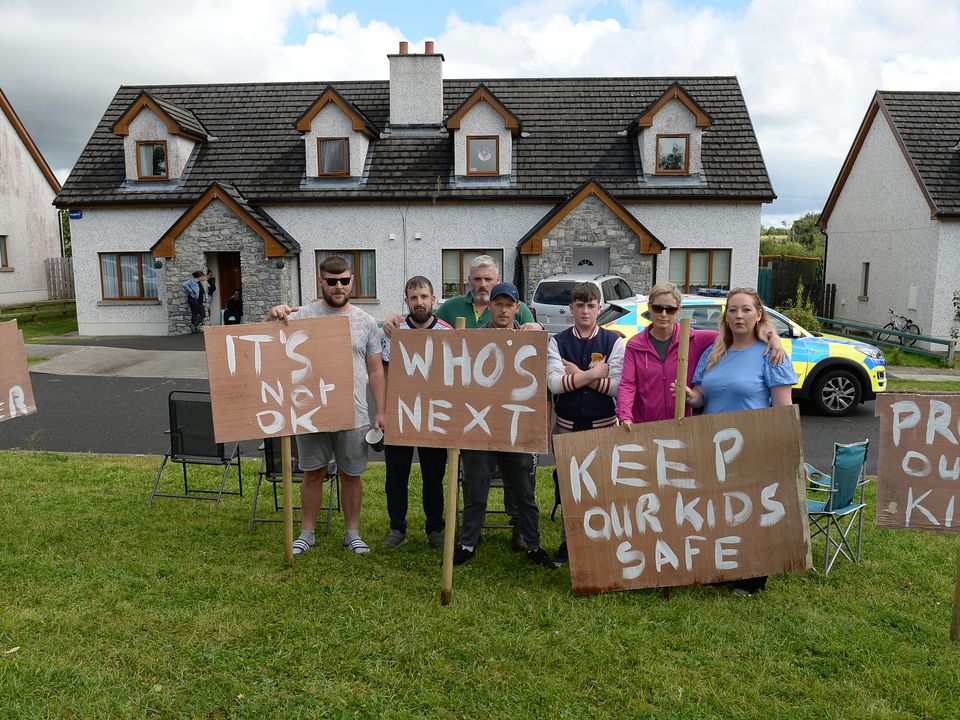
[{"xmin": 679, "ymin": 287, "xmax": 798, "ymax": 595}]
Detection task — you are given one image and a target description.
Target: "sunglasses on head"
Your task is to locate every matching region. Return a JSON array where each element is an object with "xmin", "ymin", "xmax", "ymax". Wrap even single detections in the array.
[
  {"xmin": 650, "ymin": 304, "xmax": 680, "ymax": 315},
  {"xmin": 323, "ymin": 276, "xmax": 352, "ymax": 286}
]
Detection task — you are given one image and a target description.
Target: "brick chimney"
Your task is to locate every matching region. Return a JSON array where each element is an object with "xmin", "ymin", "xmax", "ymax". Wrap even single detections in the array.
[{"xmin": 388, "ymin": 41, "xmax": 444, "ymax": 126}]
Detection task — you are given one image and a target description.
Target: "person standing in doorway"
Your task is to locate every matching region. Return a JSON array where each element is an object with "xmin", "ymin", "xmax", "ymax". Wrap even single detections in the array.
[{"xmin": 182, "ymin": 270, "xmax": 205, "ymax": 334}]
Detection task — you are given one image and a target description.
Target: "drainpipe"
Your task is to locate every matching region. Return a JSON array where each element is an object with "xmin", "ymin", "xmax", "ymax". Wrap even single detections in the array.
[{"xmin": 820, "ymin": 230, "xmax": 828, "ymax": 315}]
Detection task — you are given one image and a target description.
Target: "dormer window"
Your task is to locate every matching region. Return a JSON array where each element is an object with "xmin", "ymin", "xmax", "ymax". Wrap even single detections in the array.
[
  {"xmin": 318, "ymin": 138, "xmax": 350, "ymax": 176},
  {"xmin": 467, "ymin": 136, "xmax": 499, "ymax": 175},
  {"xmin": 295, "ymin": 87, "xmax": 378, "ymax": 182},
  {"xmin": 656, "ymin": 134, "xmax": 689, "ymax": 175},
  {"xmin": 112, "ymin": 92, "xmax": 208, "ymax": 183},
  {"xmin": 628, "ymin": 83, "xmax": 711, "ymax": 181},
  {"xmin": 446, "ymin": 85, "xmax": 520, "ymax": 180},
  {"xmin": 136, "ymin": 141, "xmax": 168, "ymax": 180}
]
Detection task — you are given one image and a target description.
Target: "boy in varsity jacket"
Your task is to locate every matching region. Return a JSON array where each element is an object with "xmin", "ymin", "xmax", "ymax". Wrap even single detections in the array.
[{"xmin": 546, "ymin": 282, "xmax": 625, "ymax": 565}]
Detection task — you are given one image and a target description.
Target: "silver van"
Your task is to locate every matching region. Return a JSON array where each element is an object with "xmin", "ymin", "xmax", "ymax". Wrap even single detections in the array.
[{"xmin": 530, "ymin": 273, "xmax": 634, "ymax": 334}]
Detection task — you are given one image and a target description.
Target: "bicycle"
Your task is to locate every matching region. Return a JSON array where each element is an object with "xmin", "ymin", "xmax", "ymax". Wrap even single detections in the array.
[{"xmin": 876, "ymin": 308, "xmax": 920, "ymax": 346}]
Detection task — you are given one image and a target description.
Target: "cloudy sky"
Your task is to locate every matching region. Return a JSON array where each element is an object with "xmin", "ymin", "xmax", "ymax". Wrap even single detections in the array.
[{"xmin": 2, "ymin": 0, "xmax": 958, "ymax": 225}]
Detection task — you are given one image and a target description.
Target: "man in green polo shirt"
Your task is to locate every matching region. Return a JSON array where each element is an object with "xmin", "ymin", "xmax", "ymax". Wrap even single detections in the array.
[
  {"xmin": 382, "ymin": 254, "xmax": 541, "ymax": 551},
  {"xmin": 435, "ymin": 255, "xmax": 537, "ymax": 328}
]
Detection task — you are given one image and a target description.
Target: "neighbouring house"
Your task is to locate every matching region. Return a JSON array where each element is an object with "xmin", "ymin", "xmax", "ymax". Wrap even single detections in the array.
[
  {"xmin": 0, "ymin": 87, "xmax": 63, "ymax": 305},
  {"xmin": 55, "ymin": 42, "xmax": 774, "ymax": 336},
  {"xmin": 820, "ymin": 91, "xmax": 960, "ymax": 340}
]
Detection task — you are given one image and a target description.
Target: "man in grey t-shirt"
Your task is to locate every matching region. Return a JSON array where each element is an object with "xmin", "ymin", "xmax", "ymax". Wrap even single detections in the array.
[{"xmin": 267, "ymin": 255, "xmax": 386, "ymax": 555}]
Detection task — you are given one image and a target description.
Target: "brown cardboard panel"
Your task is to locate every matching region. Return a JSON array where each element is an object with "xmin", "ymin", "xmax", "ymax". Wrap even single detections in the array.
[
  {"xmin": 554, "ymin": 405, "xmax": 810, "ymax": 594},
  {"xmin": 876, "ymin": 393, "xmax": 960, "ymax": 532},
  {"xmin": 204, "ymin": 317, "xmax": 355, "ymax": 444},
  {"xmin": 0, "ymin": 320, "xmax": 37, "ymax": 422},
  {"xmin": 384, "ymin": 329, "xmax": 549, "ymax": 454}
]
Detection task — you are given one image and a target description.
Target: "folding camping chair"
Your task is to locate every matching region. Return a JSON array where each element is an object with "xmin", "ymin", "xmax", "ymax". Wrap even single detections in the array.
[
  {"xmin": 149, "ymin": 390, "xmax": 242, "ymax": 508},
  {"xmin": 805, "ymin": 439, "xmax": 870, "ymax": 575},
  {"xmin": 249, "ymin": 436, "xmax": 340, "ymax": 532}
]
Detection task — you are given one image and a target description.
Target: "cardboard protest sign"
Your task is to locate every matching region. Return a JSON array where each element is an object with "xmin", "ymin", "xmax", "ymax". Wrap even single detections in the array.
[
  {"xmin": 384, "ymin": 329, "xmax": 549, "ymax": 454},
  {"xmin": 554, "ymin": 405, "xmax": 810, "ymax": 595},
  {"xmin": 204, "ymin": 317, "xmax": 355, "ymax": 443},
  {"xmin": 876, "ymin": 393, "xmax": 960, "ymax": 532},
  {"xmin": 0, "ymin": 320, "xmax": 37, "ymax": 422}
]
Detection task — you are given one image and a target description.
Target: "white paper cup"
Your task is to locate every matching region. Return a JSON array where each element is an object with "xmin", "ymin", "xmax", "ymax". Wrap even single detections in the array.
[{"xmin": 365, "ymin": 427, "xmax": 384, "ymax": 452}]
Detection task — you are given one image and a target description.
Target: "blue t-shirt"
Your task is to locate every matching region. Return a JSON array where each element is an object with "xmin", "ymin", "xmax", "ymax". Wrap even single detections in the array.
[{"xmin": 691, "ymin": 341, "xmax": 798, "ymax": 415}]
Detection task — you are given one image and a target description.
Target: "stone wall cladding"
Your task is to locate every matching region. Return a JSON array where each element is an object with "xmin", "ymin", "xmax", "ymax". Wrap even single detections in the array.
[
  {"xmin": 164, "ymin": 199, "xmax": 290, "ymax": 335},
  {"xmin": 522, "ymin": 194, "xmax": 654, "ymax": 300}
]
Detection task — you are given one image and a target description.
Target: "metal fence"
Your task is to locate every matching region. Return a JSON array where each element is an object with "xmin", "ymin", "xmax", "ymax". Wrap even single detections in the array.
[{"xmin": 45, "ymin": 256, "xmax": 75, "ymax": 300}]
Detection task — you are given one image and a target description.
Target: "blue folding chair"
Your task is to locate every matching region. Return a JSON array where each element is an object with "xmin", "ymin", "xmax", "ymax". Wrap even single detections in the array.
[{"xmin": 805, "ymin": 439, "xmax": 869, "ymax": 575}]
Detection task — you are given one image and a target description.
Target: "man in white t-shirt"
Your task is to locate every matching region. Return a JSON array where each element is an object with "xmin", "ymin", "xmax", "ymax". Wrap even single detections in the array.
[{"xmin": 267, "ymin": 255, "xmax": 386, "ymax": 555}]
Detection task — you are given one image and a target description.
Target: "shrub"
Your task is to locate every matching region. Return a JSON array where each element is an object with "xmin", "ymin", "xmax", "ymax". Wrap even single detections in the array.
[{"xmin": 781, "ymin": 280, "xmax": 821, "ymax": 333}]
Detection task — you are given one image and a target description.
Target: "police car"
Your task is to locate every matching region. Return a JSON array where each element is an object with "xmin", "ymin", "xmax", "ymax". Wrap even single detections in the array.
[{"xmin": 599, "ymin": 293, "xmax": 886, "ymax": 417}]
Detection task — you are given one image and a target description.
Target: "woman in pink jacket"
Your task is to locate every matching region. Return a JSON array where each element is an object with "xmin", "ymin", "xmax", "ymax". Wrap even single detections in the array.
[{"xmin": 617, "ymin": 282, "xmax": 784, "ymax": 426}]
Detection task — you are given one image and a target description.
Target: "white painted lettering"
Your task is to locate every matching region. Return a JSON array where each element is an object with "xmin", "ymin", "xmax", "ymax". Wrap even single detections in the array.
[
  {"xmin": 655, "ymin": 539, "xmax": 680, "ymax": 572},
  {"xmin": 713, "ymin": 427, "xmax": 743, "ymax": 483},
  {"xmin": 714, "ymin": 536, "xmax": 741, "ymax": 570},
  {"xmin": 759, "ymin": 483, "xmax": 785, "ymax": 527},
  {"xmin": 723, "ymin": 491, "xmax": 753, "ymax": 526},
  {"xmin": 427, "ymin": 399, "xmax": 452, "ymax": 434},
  {"xmin": 569, "ymin": 448, "xmax": 598, "ymax": 504},
  {"xmin": 684, "ymin": 535, "xmax": 706, "ymax": 571},
  {"xmin": 617, "ymin": 541, "xmax": 646, "ymax": 579},
  {"xmin": 611, "ymin": 443, "xmax": 648, "ymax": 487},
  {"xmin": 584, "ymin": 507, "xmax": 611, "ymax": 540},
  {"xmin": 502, "ymin": 403, "xmax": 535, "ymax": 446},
  {"xmin": 511, "ymin": 345, "xmax": 539, "ymax": 401},
  {"xmin": 473, "ymin": 343, "xmax": 504, "ymax": 388},
  {"xmin": 891, "ymin": 400, "xmax": 921, "ymax": 447},
  {"xmin": 442, "ymin": 339, "xmax": 471, "ymax": 386},
  {"xmin": 256, "ymin": 410, "xmax": 284, "ymax": 434},
  {"xmin": 285, "ymin": 330, "xmax": 312, "ymax": 384},
  {"xmin": 400, "ymin": 336, "xmax": 433, "ymax": 380},
  {"xmin": 675, "ymin": 493, "xmax": 704, "ymax": 531},
  {"xmin": 635, "ymin": 493, "xmax": 663, "ymax": 534},
  {"xmin": 903, "ymin": 450, "xmax": 932, "ymax": 478},
  {"xmin": 905, "ymin": 486, "xmax": 939, "ymax": 527},
  {"xmin": 463, "ymin": 403, "xmax": 492, "ymax": 436},
  {"xmin": 655, "ymin": 439, "xmax": 696, "ymax": 488},
  {"xmin": 398, "ymin": 395, "xmax": 422, "ymax": 433}
]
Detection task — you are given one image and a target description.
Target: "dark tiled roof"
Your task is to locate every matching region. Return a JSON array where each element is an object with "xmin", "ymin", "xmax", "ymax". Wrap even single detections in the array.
[
  {"xmin": 879, "ymin": 91, "xmax": 960, "ymax": 216},
  {"xmin": 149, "ymin": 93, "xmax": 210, "ymax": 140},
  {"xmin": 216, "ymin": 182, "xmax": 300, "ymax": 252},
  {"xmin": 56, "ymin": 77, "xmax": 774, "ymax": 207}
]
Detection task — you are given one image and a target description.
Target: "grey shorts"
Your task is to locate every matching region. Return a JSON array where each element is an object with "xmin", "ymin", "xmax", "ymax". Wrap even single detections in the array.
[{"xmin": 296, "ymin": 426, "xmax": 369, "ymax": 476}]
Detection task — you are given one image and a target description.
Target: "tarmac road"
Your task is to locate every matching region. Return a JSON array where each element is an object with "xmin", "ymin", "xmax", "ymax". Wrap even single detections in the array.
[{"xmin": 2, "ymin": 354, "xmax": 880, "ymax": 474}]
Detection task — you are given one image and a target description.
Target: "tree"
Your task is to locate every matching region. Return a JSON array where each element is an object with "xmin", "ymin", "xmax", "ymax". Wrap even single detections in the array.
[
  {"xmin": 790, "ymin": 212, "xmax": 824, "ymax": 251},
  {"xmin": 60, "ymin": 211, "xmax": 72, "ymax": 257}
]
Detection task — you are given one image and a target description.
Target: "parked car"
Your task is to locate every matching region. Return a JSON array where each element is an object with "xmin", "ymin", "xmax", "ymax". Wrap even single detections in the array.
[
  {"xmin": 530, "ymin": 273, "xmax": 634, "ymax": 334},
  {"xmin": 598, "ymin": 294, "xmax": 887, "ymax": 417}
]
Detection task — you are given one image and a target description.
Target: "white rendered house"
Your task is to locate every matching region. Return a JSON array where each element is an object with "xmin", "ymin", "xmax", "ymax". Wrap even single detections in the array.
[
  {"xmin": 0, "ymin": 87, "xmax": 62, "ymax": 305},
  {"xmin": 56, "ymin": 43, "xmax": 774, "ymax": 336}
]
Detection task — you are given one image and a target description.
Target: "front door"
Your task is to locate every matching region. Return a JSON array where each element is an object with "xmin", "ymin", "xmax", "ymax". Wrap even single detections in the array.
[
  {"xmin": 571, "ymin": 247, "xmax": 609, "ymax": 274},
  {"xmin": 210, "ymin": 253, "xmax": 243, "ymax": 324}
]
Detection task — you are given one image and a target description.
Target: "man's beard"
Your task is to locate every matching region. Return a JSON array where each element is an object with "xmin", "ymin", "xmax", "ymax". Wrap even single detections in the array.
[
  {"xmin": 408, "ymin": 306, "xmax": 432, "ymax": 325},
  {"xmin": 474, "ymin": 290, "xmax": 490, "ymax": 304},
  {"xmin": 322, "ymin": 287, "xmax": 349, "ymax": 308}
]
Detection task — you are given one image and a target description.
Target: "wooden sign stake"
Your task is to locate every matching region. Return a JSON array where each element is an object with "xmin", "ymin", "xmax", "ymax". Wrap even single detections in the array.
[
  {"xmin": 441, "ymin": 316, "xmax": 467, "ymax": 605},
  {"xmin": 674, "ymin": 317, "xmax": 691, "ymax": 422},
  {"xmin": 951, "ymin": 546, "xmax": 960, "ymax": 642},
  {"xmin": 664, "ymin": 317, "xmax": 691, "ymax": 602},
  {"xmin": 282, "ymin": 436, "xmax": 294, "ymax": 567}
]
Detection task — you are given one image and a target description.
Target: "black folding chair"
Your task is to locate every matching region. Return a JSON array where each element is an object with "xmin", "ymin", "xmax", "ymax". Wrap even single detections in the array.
[
  {"xmin": 456, "ymin": 454, "xmax": 538, "ymax": 532},
  {"xmin": 149, "ymin": 390, "xmax": 242, "ymax": 508},
  {"xmin": 249, "ymin": 436, "xmax": 340, "ymax": 532}
]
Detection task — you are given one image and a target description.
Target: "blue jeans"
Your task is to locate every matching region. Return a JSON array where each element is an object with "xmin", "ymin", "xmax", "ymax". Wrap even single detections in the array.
[{"xmin": 384, "ymin": 444, "xmax": 447, "ymax": 535}]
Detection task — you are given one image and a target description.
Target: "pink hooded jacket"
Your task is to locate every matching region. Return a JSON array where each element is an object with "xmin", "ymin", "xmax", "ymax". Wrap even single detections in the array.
[{"xmin": 616, "ymin": 325, "xmax": 719, "ymax": 423}]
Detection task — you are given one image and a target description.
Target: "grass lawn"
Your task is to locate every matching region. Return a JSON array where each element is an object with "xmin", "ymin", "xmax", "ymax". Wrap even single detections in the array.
[
  {"xmin": 11, "ymin": 310, "xmax": 78, "ymax": 342},
  {"xmin": 887, "ymin": 379, "xmax": 960, "ymax": 393},
  {"xmin": 1, "ymin": 452, "xmax": 959, "ymax": 719}
]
